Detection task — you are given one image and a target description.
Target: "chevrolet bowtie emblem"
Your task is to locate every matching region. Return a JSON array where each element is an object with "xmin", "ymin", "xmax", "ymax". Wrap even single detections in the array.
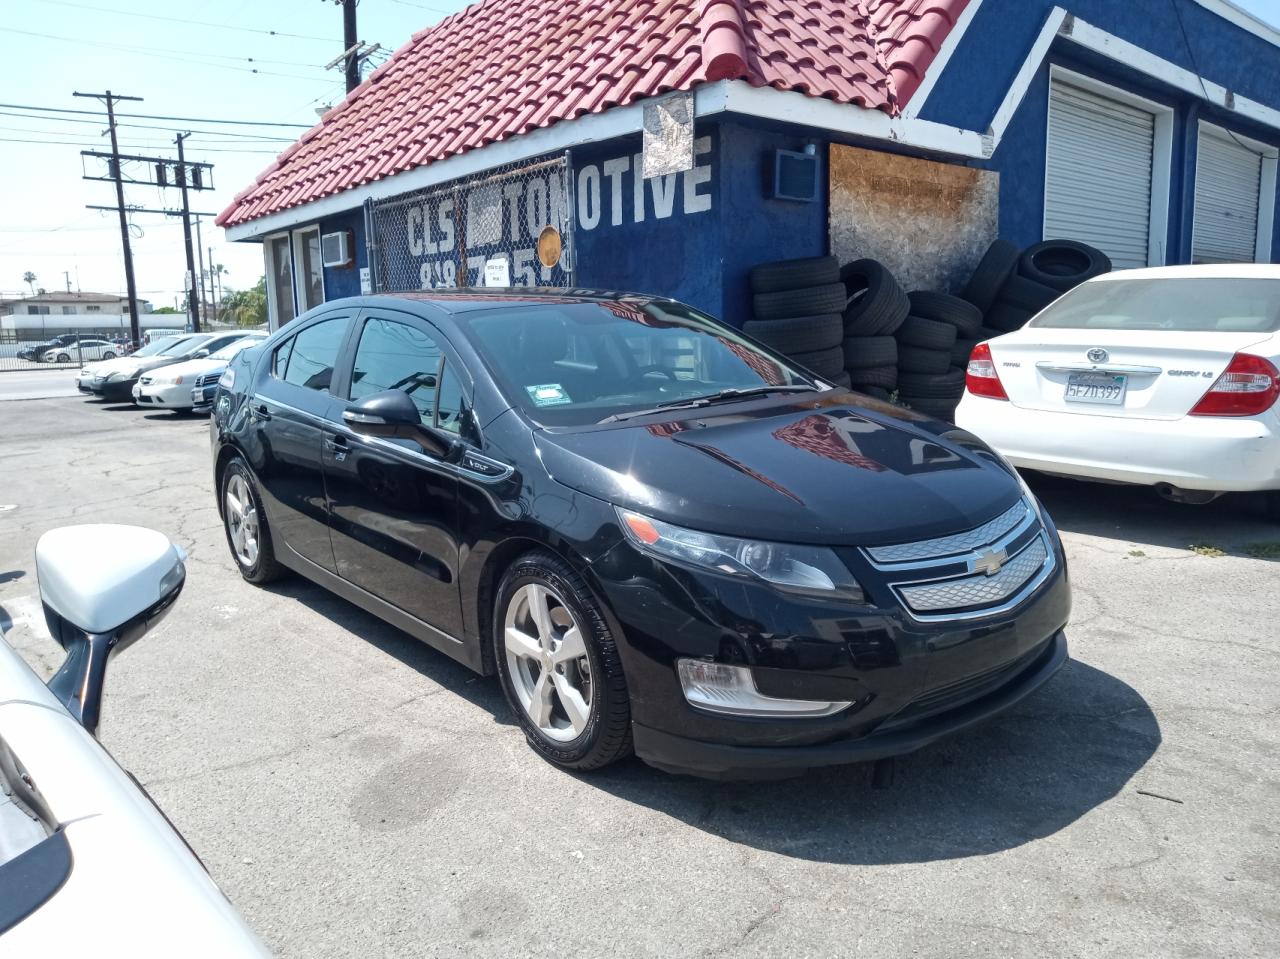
[{"xmin": 971, "ymin": 547, "xmax": 1008, "ymax": 577}]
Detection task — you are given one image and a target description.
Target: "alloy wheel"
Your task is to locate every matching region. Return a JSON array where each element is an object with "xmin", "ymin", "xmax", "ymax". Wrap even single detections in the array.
[
  {"xmin": 503, "ymin": 583, "xmax": 594, "ymax": 741},
  {"xmin": 224, "ymin": 472, "xmax": 260, "ymax": 567}
]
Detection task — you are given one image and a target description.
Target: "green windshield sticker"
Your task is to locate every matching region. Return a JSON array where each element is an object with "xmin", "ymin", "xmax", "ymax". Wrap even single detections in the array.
[{"xmin": 526, "ymin": 383, "xmax": 571, "ymax": 406}]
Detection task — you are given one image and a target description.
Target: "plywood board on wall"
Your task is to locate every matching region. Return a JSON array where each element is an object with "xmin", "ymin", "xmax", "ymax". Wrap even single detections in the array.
[{"xmin": 829, "ymin": 144, "xmax": 999, "ymax": 294}]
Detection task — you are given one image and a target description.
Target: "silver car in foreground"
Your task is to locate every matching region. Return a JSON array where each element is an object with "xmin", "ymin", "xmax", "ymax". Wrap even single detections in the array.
[{"xmin": 0, "ymin": 524, "xmax": 267, "ymax": 955}]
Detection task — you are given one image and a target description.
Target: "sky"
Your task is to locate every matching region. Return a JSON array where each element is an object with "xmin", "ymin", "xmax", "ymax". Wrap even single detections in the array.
[
  {"xmin": 0, "ymin": 0, "xmax": 472, "ymax": 306},
  {"xmin": 1, "ymin": 0, "xmax": 1279, "ymax": 306}
]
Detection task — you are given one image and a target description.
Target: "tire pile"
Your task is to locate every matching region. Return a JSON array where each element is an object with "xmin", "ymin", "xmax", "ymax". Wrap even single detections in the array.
[{"xmin": 744, "ymin": 238, "xmax": 1110, "ymax": 422}]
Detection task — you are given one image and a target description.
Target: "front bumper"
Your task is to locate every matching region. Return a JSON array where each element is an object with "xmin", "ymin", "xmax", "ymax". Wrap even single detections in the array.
[
  {"xmin": 133, "ymin": 381, "xmax": 194, "ymax": 408},
  {"xmin": 957, "ymin": 394, "xmax": 1280, "ymax": 492},
  {"xmin": 634, "ymin": 631, "xmax": 1067, "ymax": 778},
  {"xmin": 592, "ymin": 513, "xmax": 1071, "ymax": 780}
]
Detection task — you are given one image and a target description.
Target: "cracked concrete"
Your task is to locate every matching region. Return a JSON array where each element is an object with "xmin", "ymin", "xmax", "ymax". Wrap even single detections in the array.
[{"xmin": 1, "ymin": 396, "xmax": 1277, "ymax": 958}]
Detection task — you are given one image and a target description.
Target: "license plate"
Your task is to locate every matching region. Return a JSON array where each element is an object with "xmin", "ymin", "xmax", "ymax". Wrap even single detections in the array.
[{"xmin": 1065, "ymin": 372, "xmax": 1127, "ymax": 406}]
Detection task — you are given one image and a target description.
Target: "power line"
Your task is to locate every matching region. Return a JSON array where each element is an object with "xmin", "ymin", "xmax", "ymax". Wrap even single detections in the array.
[
  {"xmin": 37, "ymin": 0, "xmax": 336, "ymax": 43},
  {"xmin": 3, "ymin": 28, "xmax": 332, "ymax": 80},
  {"xmin": 0, "ymin": 112, "xmax": 295, "ymax": 140},
  {"xmin": 0, "ymin": 136, "xmax": 281, "ymax": 154},
  {"xmin": 0, "ymin": 102, "xmax": 311, "ymax": 128}
]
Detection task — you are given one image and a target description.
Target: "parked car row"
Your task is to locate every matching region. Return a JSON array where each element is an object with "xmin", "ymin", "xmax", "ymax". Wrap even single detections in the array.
[
  {"xmin": 75, "ymin": 330, "xmax": 266, "ymax": 410},
  {"xmin": 15, "ymin": 334, "xmax": 133, "ymax": 364}
]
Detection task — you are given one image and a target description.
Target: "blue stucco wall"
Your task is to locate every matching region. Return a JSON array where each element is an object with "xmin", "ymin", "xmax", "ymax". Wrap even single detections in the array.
[
  {"xmin": 921, "ymin": 0, "xmax": 1280, "ymax": 263},
  {"xmin": 319, "ymin": 209, "xmax": 367, "ymax": 300},
  {"xmin": 569, "ymin": 121, "xmax": 827, "ymax": 325}
]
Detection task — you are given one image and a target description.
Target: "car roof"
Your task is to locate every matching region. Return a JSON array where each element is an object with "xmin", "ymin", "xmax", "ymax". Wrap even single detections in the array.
[
  {"xmin": 365, "ymin": 288, "xmax": 666, "ymax": 316},
  {"xmin": 1089, "ymin": 263, "xmax": 1280, "ymax": 283}
]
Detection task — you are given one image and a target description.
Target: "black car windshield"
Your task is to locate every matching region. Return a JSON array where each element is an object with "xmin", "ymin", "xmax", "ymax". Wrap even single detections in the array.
[
  {"xmin": 133, "ymin": 336, "xmax": 182, "ymax": 357},
  {"xmin": 1032, "ymin": 277, "xmax": 1280, "ymax": 333},
  {"xmin": 464, "ymin": 300, "xmax": 819, "ymax": 426}
]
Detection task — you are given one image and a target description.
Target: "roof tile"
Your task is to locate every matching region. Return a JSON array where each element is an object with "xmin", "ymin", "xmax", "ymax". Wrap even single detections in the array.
[{"xmin": 218, "ymin": 0, "xmax": 969, "ymax": 228}]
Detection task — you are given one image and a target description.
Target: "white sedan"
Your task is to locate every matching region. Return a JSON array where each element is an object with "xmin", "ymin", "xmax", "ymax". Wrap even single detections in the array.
[
  {"xmin": 132, "ymin": 333, "xmax": 266, "ymax": 409},
  {"xmin": 39, "ymin": 339, "xmax": 119, "ymax": 363},
  {"xmin": 0, "ymin": 525, "xmax": 268, "ymax": 953},
  {"xmin": 956, "ymin": 264, "xmax": 1280, "ymax": 516}
]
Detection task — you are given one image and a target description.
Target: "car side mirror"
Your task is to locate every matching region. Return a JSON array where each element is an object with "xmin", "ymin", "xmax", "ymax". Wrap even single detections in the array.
[
  {"xmin": 36, "ymin": 525, "xmax": 186, "ymax": 735},
  {"xmin": 343, "ymin": 389, "xmax": 456, "ymax": 459},
  {"xmin": 192, "ymin": 349, "xmax": 210, "ymax": 359}
]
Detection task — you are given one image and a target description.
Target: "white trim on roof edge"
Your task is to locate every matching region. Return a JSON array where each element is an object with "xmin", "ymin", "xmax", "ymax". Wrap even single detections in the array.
[
  {"xmin": 1191, "ymin": 0, "xmax": 1280, "ymax": 48},
  {"xmin": 901, "ymin": 0, "xmax": 985, "ymax": 119},
  {"xmin": 224, "ymin": 11, "xmax": 1280, "ymax": 241}
]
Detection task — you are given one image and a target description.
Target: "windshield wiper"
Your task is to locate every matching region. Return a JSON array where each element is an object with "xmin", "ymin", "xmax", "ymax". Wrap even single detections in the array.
[{"xmin": 597, "ymin": 384, "xmax": 818, "ymax": 424}]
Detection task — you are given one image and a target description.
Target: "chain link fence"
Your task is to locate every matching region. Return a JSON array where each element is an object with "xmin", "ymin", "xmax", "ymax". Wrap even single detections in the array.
[
  {"xmin": 0, "ymin": 325, "xmax": 157, "ymax": 372},
  {"xmin": 370, "ymin": 153, "xmax": 575, "ymax": 293}
]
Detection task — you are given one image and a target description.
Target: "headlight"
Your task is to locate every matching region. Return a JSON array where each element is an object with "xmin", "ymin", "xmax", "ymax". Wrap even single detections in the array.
[
  {"xmin": 218, "ymin": 368, "xmax": 235, "ymax": 389},
  {"xmin": 617, "ymin": 508, "xmax": 864, "ymax": 601}
]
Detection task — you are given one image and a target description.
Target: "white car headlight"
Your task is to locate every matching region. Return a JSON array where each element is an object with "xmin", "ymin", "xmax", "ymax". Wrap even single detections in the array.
[
  {"xmin": 218, "ymin": 368, "xmax": 235, "ymax": 389},
  {"xmin": 617, "ymin": 508, "xmax": 864, "ymax": 601}
]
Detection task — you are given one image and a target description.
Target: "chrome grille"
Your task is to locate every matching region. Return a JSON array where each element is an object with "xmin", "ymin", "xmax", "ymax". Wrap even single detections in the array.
[
  {"xmin": 898, "ymin": 537, "xmax": 1049, "ymax": 613},
  {"xmin": 866, "ymin": 500, "xmax": 1030, "ymax": 564},
  {"xmin": 193, "ymin": 372, "xmax": 220, "ymax": 388}
]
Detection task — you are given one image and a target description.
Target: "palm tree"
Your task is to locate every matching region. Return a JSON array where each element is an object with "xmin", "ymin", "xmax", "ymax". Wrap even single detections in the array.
[{"xmin": 22, "ymin": 271, "xmax": 37, "ymax": 296}]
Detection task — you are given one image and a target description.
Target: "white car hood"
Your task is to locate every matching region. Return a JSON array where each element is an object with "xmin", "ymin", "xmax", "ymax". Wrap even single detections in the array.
[{"xmin": 146, "ymin": 356, "xmax": 225, "ymax": 381}]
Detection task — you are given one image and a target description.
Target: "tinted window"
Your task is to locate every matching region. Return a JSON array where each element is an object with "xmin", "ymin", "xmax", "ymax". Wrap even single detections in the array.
[
  {"xmin": 436, "ymin": 362, "xmax": 464, "ymax": 433},
  {"xmin": 273, "ymin": 338, "xmax": 293, "ymax": 378},
  {"xmin": 282, "ymin": 317, "xmax": 346, "ymax": 391},
  {"xmin": 464, "ymin": 300, "xmax": 814, "ymax": 426},
  {"xmin": 349, "ymin": 317, "xmax": 443, "ymax": 425},
  {"xmin": 1033, "ymin": 277, "xmax": 1280, "ymax": 333}
]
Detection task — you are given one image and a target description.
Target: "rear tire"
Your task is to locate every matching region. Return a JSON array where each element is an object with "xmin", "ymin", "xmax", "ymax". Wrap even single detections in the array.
[
  {"xmin": 494, "ymin": 551, "xmax": 632, "ymax": 771},
  {"xmin": 103, "ymin": 351, "xmax": 116, "ymax": 360},
  {"xmin": 220, "ymin": 457, "xmax": 286, "ymax": 584}
]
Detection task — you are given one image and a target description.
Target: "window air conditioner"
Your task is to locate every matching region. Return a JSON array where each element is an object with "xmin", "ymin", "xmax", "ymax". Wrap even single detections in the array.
[{"xmin": 321, "ymin": 231, "xmax": 353, "ymax": 268}]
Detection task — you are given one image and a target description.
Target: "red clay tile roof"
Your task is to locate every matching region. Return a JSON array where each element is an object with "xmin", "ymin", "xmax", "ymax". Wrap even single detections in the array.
[{"xmin": 218, "ymin": 0, "xmax": 969, "ymax": 228}]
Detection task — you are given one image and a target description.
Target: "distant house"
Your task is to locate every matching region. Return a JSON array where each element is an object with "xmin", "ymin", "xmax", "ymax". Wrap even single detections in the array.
[
  {"xmin": 218, "ymin": 0, "xmax": 1280, "ymax": 330},
  {"xmin": 0, "ymin": 293, "xmax": 166, "ymax": 334}
]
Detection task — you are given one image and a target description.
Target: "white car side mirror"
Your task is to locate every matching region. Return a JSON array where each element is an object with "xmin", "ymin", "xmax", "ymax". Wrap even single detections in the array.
[{"xmin": 36, "ymin": 525, "xmax": 186, "ymax": 734}]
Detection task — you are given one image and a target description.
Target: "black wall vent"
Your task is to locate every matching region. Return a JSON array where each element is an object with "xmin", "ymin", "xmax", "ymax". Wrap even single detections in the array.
[{"xmin": 772, "ymin": 149, "xmax": 820, "ymax": 202}]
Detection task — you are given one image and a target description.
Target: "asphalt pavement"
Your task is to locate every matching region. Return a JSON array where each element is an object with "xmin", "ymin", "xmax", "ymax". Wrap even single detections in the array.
[
  {"xmin": 0, "ymin": 368, "xmax": 80, "ymax": 401},
  {"xmin": 1, "ymin": 396, "xmax": 1277, "ymax": 958}
]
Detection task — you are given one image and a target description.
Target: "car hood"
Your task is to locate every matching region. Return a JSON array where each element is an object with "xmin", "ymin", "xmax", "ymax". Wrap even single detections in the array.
[
  {"xmin": 534, "ymin": 394, "xmax": 1023, "ymax": 546},
  {"xmin": 93, "ymin": 355, "xmax": 185, "ymax": 377}
]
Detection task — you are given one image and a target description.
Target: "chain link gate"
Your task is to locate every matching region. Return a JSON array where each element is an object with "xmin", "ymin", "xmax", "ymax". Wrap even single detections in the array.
[{"xmin": 369, "ymin": 153, "xmax": 575, "ymax": 293}]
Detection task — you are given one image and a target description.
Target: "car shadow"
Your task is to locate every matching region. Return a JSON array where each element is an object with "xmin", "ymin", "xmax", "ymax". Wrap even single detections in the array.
[
  {"xmin": 267, "ymin": 573, "xmax": 1157, "ymax": 864},
  {"xmin": 583, "ymin": 658, "xmax": 1159, "ymax": 864},
  {"xmin": 1025, "ymin": 471, "xmax": 1280, "ymax": 560},
  {"xmin": 263, "ymin": 576, "xmax": 515, "ymax": 726}
]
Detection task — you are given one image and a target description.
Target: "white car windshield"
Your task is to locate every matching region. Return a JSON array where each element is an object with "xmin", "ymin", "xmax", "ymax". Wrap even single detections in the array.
[
  {"xmin": 159, "ymin": 336, "xmax": 207, "ymax": 357},
  {"xmin": 1033, "ymin": 277, "xmax": 1280, "ymax": 333},
  {"xmin": 210, "ymin": 338, "xmax": 261, "ymax": 361}
]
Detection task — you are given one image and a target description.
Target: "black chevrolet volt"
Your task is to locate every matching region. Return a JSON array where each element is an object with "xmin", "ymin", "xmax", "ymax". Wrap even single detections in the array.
[{"xmin": 210, "ymin": 290, "xmax": 1070, "ymax": 779}]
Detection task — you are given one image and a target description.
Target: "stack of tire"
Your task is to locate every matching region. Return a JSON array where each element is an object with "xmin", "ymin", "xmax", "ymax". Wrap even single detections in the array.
[
  {"xmin": 962, "ymin": 238, "xmax": 1112, "ymax": 335},
  {"xmin": 891, "ymin": 290, "xmax": 985, "ymax": 421},
  {"xmin": 744, "ymin": 256, "xmax": 851, "ymax": 387},
  {"xmin": 837, "ymin": 259, "xmax": 909, "ymax": 401}
]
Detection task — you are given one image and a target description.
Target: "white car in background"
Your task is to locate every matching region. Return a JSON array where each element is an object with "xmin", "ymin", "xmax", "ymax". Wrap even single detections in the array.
[
  {"xmin": 0, "ymin": 525, "xmax": 267, "ymax": 953},
  {"xmin": 132, "ymin": 333, "xmax": 267, "ymax": 410},
  {"xmin": 39, "ymin": 339, "xmax": 120, "ymax": 364},
  {"xmin": 957, "ymin": 264, "xmax": 1280, "ymax": 516}
]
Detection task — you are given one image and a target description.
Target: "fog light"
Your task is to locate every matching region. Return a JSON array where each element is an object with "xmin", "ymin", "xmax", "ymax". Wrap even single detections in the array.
[{"xmin": 676, "ymin": 659, "xmax": 852, "ymax": 718}]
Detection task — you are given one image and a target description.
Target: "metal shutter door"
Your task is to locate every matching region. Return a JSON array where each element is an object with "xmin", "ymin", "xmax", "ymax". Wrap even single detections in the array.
[
  {"xmin": 1193, "ymin": 130, "xmax": 1262, "ymax": 263},
  {"xmin": 1045, "ymin": 81, "xmax": 1155, "ymax": 269}
]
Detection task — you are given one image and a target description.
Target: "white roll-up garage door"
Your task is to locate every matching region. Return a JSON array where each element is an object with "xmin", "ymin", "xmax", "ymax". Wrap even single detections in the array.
[
  {"xmin": 1193, "ymin": 129, "xmax": 1263, "ymax": 263},
  {"xmin": 1045, "ymin": 80, "xmax": 1155, "ymax": 269}
]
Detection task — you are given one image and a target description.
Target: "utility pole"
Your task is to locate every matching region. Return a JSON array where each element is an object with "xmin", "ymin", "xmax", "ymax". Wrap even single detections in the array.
[
  {"xmin": 174, "ymin": 133, "xmax": 201, "ymax": 333},
  {"xmin": 194, "ymin": 216, "xmax": 207, "ymax": 327},
  {"xmin": 63, "ymin": 271, "xmax": 71, "ymax": 293},
  {"xmin": 74, "ymin": 90, "xmax": 143, "ymax": 347},
  {"xmin": 343, "ymin": 0, "xmax": 359, "ymax": 93},
  {"xmin": 208, "ymin": 247, "xmax": 218, "ymax": 324}
]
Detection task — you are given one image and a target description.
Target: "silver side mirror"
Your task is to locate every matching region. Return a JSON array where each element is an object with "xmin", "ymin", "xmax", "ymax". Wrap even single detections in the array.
[{"xmin": 36, "ymin": 525, "xmax": 186, "ymax": 735}]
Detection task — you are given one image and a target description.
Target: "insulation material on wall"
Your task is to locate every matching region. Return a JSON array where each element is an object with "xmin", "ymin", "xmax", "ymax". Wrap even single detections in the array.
[{"xmin": 829, "ymin": 145, "xmax": 998, "ymax": 294}]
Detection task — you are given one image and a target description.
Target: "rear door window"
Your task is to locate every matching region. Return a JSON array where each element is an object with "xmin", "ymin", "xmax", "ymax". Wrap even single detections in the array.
[{"xmin": 280, "ymin": 317, "xmax": 347, "ymax": 392}]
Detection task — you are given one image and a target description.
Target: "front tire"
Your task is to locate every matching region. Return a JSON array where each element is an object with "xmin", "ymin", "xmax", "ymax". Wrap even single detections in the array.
[
  {"xmin": 220, "ymin": 457, "xmax": 285, "ymax": 583},
  {"xmin": 493, "ymin": 551, "xmax": 632, "ymax": 771},
  {"xmin": 57, "ymin": 353, "xmax": 70, "ymax": 363}
]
